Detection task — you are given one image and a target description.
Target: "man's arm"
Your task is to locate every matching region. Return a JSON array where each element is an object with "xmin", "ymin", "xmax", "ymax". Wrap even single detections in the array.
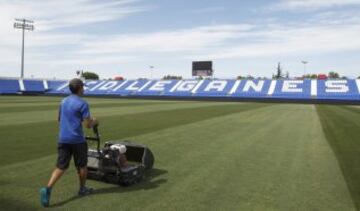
[
  {"xmin": 81, "ymin": 102, "xmax": 98, "ymax": 128},
  {"xmin": 84, "ymin": 117, "xmax": 98, "ymax": 129}
]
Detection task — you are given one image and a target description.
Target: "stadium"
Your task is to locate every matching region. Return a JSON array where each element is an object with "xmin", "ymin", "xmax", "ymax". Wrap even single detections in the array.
[{"xmin": 1, "ymin": 1, "xmax": 360, "ymax": 211}]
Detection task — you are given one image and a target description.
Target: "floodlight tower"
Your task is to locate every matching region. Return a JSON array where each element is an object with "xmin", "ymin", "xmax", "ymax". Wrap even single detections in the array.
[
  {"xmin": 301, "ymin": 61, "xmax": 308, "ymax": 77},
  {"xmin": 14, "ymin": 18, "xmax": 34, "ymax": 78}
]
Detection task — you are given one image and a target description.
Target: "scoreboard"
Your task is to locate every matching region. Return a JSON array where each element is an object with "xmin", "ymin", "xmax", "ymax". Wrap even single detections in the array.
[{"xmin": 192, "ymin": 61, "xmax": 213, "ymax": 76}]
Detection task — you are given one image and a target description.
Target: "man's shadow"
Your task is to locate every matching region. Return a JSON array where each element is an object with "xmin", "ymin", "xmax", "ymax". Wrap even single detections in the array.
[{"xmin": 51, "ymin": 168, "xmax": 167, "ymax": 207}]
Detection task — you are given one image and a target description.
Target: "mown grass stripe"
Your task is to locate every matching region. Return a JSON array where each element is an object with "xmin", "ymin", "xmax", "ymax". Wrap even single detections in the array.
[
  {"xmin": 0, "ymin": 101, "xmax": 231, "ymax": 126},
  {"xmin": 98, "ymin": 102, "xmax": 269, "ymax": 141},
  {"xmin": 0, "ymin": 99, "xmax": 180, "ymax": 108},
  {"xmin": 0, "ymin": 101, "xmax": 176, "ymax": 113},
  {"xmin": 341, "ymin": 105, "xmax": 360, "ymax": 115},
  {"xmin": 0, "ymin": 96, "xmax": 70, "ymax": 105},
  {"xmin": 316, "ymin": 105, "xmax": 360, "ymax": 210}
]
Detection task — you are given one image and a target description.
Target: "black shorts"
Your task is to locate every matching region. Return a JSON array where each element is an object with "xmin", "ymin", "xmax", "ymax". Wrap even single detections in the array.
[{"xmin": 56, "ymin": 142, "xmax": 88, "ymax": 170}]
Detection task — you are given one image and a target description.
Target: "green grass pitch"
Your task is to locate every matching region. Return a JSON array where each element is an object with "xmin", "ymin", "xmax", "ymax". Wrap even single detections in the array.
[{"xmin": 0, "ymin": 96, "xmax": 359, "ymax": 210}]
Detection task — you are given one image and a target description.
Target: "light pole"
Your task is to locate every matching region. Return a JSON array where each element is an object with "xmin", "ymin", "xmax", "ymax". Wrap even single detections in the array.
[
  {"xmin": 14, "ymin": 18, "xmax": 34, "ymax": 78},
  {"xmin": 149, "ymin": 66, "xmax": 154, "ymax": 79},
  {"xmin": 301, "ymin": 61, "xmax": 308, "ymax": 77}
]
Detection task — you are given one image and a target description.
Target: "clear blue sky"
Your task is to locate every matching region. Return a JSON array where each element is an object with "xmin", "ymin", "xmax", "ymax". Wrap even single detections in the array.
[{"xmin": 0, "ymin": 0, "xmax": 359, "ymax": 79}]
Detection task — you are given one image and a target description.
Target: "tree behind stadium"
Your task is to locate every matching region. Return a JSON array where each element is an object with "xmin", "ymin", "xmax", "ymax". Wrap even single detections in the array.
[
  {"xmin": 328, "ymin": 71, "xmax": 340, "ymax": 79},
  {"xmin": 273, "ymin": 62, "xmax": 284, "ymax": 79},
  {"xmin": 82, "ymin": 71, "xmax": 99, "ymax": 80}
]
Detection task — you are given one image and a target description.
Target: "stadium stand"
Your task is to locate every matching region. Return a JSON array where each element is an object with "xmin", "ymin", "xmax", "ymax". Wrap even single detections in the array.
[
  {"xmin": 46, "ymin": 80, "xmax": 68, "ymax": 94},
  {"xmin": 1, "ymin": 78, "xmax": 359, "ymax": 102},
  {"xmin": 23, "ymin": 79, "xmax": 46, "ymax": 93},
  {"xmin": 231, "ymin": 80, "xmax": 272, "ymax": 98},
  {"xmin": 317, "ymin": 80, "xmax": 360, "ymax": 101},
  {"xmin": 136, "ymin": 80, "xmax": 178, "ymax": 96},
  {"xmin": 193, "ymin": 80, "xmax": 235, "ymax": 97},
  {"xmin": 0, "ymin": 78, "xmax": 20, "ymax": 94},
  {"xmin": 271, "ymin": 80, "xmax": 312, "ymax": 99}
]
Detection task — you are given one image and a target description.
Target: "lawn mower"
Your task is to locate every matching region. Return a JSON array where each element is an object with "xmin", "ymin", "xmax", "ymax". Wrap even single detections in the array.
[{"xmin": 86, "ymin": 125, "xmax": 154, "ymax": 186}]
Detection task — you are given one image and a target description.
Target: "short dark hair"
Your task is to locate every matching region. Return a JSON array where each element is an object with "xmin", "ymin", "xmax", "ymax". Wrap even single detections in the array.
[{"xmin": 69, "ymin": 78, "xmax": 84, "ymax": 94}]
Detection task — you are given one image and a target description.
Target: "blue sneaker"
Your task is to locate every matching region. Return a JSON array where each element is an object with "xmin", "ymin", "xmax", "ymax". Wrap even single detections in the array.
[
  {"xmin": 78, "ymin": 186, "xmax": 93, "ymax": 196},
  {"xmin": 40, "ymin": 187, "xmax": 51, "ymax": 207}
]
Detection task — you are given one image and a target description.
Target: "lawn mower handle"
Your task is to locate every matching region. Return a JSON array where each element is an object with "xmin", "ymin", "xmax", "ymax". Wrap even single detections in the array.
[
  {"xmin": 93, "ymin": 124, "xmax": 99, "ymax": 134},
  {"xmin": 85, "ymin": 125, "xmax": 101, "ymax": 154}
]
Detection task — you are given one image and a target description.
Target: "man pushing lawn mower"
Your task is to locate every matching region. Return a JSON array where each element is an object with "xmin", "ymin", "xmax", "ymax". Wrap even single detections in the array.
[{"xmin": 40, "ymin": 78, "xmax": 98, "ymax": 207}]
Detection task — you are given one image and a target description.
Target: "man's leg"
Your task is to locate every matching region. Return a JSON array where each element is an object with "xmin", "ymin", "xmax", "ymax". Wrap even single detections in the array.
[
  {"xmin": 47, "ymin": 168, "xmax": 65, "ymax": 188},
  {"xmin": 40, "ymin": 144, "xmax": 71, "ymax": 207},
  {"xmin": 74, "ymin": 142, "xmax": 93, "ymax": 196},
  {"xmin": 77, "ymin": 167, "xmax": 88, "ymax": 188}
]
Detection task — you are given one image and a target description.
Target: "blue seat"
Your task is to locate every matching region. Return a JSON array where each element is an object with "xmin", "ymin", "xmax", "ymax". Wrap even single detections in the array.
[
  {"xmin": 23, "ymin": 80, "xmax": 45, "ymax": 92},
  {"xmin": 162, "ymin": 80, "xmax": 200, "ymax": 97},
  {"xmin": 46, "ymin": 80, "xmax": 69, "ymax": 94},
  {"xmin": 231, "ymin": 80, "xmax": 271, "ymax": 98},
  {"xmin": 0, "ymin": 79, "xmax": 20, "ymax": 94},
  {"xmin": 194, "ymin": 80, "xmax": 235, "ymax": 97},
  {"xmin": 317, "ymin": 80, "xmax": 360, "ymax": 101},
  {"xmin": 271, "ymin": 80, "xmax": 311, "ymax": 100},
  {"xmin": 137, "ymin": 80, "xmax": 178, "ymax": 96}
]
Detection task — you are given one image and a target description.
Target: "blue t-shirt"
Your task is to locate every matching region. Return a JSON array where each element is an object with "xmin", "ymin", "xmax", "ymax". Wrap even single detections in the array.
[{"xmin": 58, "ymin": 95, "xmax": 90, "ymax": 144}]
